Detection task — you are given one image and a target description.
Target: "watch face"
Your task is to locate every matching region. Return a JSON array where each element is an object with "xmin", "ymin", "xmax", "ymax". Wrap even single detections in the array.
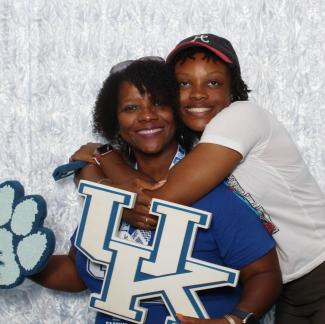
[{"xmin": 244, "ymin": 313, "xmax": 258, "ymax": 324}]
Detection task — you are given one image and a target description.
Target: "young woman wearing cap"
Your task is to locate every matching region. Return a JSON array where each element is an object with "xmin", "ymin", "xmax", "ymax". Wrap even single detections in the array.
[{"xmin": 71, "ymin": 34, "xmax": 325, "ymax": 324}]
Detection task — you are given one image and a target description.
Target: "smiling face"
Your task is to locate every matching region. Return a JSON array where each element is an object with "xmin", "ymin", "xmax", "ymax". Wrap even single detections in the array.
[
  {"xmin": 175, "ymin": 52, "xmax": 232, "ymax": 132},
  {"xmin": 117, "ymin": 81, "xmax": 177, "ymax": 156}
]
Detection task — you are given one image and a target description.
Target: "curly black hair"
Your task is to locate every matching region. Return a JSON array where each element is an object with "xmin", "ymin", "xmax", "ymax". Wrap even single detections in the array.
[
  {"xmin": 93, "ymin": 59, "xmax": 196, "ymax": 157},
  {"xmin": 167, "ymin": 47, "xmax": 251, "ymax": 102}
]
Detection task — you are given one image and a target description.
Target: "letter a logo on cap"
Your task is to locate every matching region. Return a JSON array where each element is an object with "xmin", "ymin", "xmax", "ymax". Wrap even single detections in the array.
[{"xmin": 191, "ymin": 34, "xmax": 209, "ymax": 43}]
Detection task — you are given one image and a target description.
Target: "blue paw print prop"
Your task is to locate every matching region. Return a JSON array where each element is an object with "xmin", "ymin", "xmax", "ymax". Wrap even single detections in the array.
[{"xmin": 0, "ymin": 181, "xmax": 55, "ymax": 288}]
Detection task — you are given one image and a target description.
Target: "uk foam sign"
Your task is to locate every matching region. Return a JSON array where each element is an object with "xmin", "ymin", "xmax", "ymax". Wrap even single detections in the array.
[{"xmin": 75, "ymin": 180, "xmax": 239, "ymax": 323}]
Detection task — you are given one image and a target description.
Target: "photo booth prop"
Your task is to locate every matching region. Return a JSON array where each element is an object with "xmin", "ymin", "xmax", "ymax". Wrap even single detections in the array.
[
  {"xmin": 0, "ymin": 181, "xmax": 55, "ymax": 289},
  {"xmin": 76, "ymin": 180, "xmax": 239, "ymax": 323}
]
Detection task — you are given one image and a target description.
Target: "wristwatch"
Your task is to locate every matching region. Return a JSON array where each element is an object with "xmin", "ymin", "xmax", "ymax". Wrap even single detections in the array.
[
  {"xmin": 94, "ymin": 144, "xmax": 113, "ymax": 165},
  {"xmin": 230, "ymin": 308, "xmax": 258, "ymax": 324}
]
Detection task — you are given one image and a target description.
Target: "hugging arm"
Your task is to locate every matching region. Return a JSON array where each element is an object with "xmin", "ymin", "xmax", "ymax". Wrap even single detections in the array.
[
  {"xmin": 105, "ymin": 143, "xmax": 241, "ymax": 227},
  {"xmin": 146, "ymin": 143, "xmax": 242, "ymax": 204},
  {"xmin": 70, "ymin": 142, "xmax": 240, "ymax": 201},
  {"xmin": 99, "ymin": 143, "xmax": 241, "ymax": 204},
  {"xmin": 70, "ymin": 142, "xmax": 241, "ymax": 228},
  {"xmin": 116, "ymin": 144, "xmax": 238, "ymax": 202}
]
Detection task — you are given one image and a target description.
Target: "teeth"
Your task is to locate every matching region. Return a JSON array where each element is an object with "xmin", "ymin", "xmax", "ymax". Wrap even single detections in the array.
[
  {"xmin": 187, "ymin": 107, "xmax": 211, "ymax": 113},
  {"xmin": 138, "ymin": 128, "xmax": 162, "ymax": 135}
]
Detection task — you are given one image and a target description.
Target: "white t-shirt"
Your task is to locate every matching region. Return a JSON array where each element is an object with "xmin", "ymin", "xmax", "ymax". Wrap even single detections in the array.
[{"xmin": 200, "ymin": 101, "xmax": 325, "ymax": 283}]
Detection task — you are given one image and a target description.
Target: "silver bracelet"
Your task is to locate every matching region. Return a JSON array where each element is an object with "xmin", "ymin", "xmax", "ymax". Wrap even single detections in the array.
[{"xmin": 224, "ymin": 314, "xmax": 236, "ymax": 324}]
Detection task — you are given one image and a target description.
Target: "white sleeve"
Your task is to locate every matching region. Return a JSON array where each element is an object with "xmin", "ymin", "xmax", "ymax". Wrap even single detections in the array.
[{"xmin": 199, "ymin": 101, "xmax": 271, "ymax": 157}]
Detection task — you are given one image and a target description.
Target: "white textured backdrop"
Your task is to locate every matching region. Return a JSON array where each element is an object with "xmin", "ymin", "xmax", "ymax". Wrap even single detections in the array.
[{"xmin": 0, "ymin": 0, "xmax": 324, "ymax": 323}]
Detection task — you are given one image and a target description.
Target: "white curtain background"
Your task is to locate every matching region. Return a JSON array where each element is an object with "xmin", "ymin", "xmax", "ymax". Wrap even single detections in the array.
[{"xmin": 1, "ymin": 0, "xmax": 324, "ymax": 323}]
